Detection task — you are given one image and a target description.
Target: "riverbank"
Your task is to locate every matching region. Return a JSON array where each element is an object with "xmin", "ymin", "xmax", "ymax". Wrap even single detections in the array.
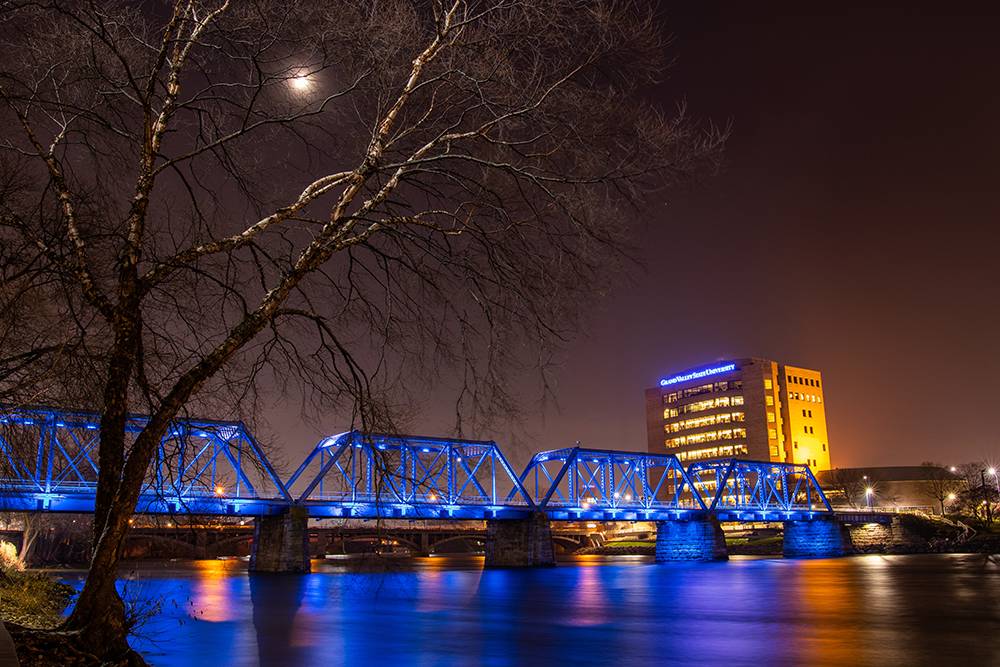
[
  {"xmin": 0, "ymin": 563, "xmax": 106, "ymax": 666},
  {"xmin": 0, "ymin": 568, "xmax": 74, "ymax": 629}
]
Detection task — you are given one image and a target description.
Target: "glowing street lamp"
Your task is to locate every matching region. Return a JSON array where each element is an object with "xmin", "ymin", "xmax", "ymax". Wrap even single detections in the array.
[
  {"xmin": 214, "ymin": 486, "xmax": 225, "ymax": 496},
  {"xmin": 865, "ymin": 486, "xmax": 874, "ymax": 510}
]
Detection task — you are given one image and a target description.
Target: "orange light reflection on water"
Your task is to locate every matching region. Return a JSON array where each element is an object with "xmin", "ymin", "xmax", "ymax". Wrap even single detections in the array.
[
  {"xmin": 791, "ymin": 556, "xmax": 867, "ymax": 664},
  {"xmin": 188, "ymin": 559, "xmax": 239, "ymax": 622}
]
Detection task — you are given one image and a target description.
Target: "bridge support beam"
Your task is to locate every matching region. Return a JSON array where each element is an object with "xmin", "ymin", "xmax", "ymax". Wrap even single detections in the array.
[
  {"xmin": 783, "ymin": 517, "xmax": 852, "ymax": 558},
  {"xmin": 249, "ymin": 507, "xmax": 310, "ymax": 573},
  {"xmin": 655, "ymin": 517, "xmax": 728, "ymax": 562},
  {"xmin": 484, "ymin": 512, "xmax": 555, "ymax": 567}
]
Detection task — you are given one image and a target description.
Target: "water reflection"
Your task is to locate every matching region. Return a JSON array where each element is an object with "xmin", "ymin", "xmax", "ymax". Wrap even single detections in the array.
[
  {"xmin": 63, "ymin": 554, "xmax": 1000, "ymax": 666},
  {"xmin": 249, "ymin": 574, "xmax": 307, "ymax": 666}
]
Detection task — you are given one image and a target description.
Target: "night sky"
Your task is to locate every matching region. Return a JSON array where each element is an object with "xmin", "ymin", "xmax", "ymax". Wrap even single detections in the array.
[{"xmin": 265, "ymin": 2, "xmax": 1000, "ymax": 472}]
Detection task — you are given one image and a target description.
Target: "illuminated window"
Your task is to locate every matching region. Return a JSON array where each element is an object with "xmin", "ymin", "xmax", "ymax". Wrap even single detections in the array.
[
  {"xmin": 664, "ymin": 408, "xmax": 678, "ymax": 419},
  {"xmin": 732, "ymin": 396, "xmax": 745, "ymax": 406},
  {"xmin": 764, "ymin": 379, "xmax": 773, "ymax": 390},
  {"xmin": 768, "ymin": 428, "xmax": 777, "ymax": 439},
  {"xmin": 767, "ymin": 412, "xmax": 775, "ymax": 423},
  {"xmin": 769, "ymin": 445, "xmax": 779, "ymax": 457},
  {"xmin": 676, "ymin": 444, "xmax": 749, "ymax": 462},
  {"xmin": 766, "ymin": 395, "xmax": 774, "ymax": 406}
]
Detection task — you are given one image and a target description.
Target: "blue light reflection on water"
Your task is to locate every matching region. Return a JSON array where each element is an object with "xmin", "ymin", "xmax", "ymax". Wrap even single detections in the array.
[{"xmin": 59, "ymin": 554, "xmax": 1000, "ymax": 667}]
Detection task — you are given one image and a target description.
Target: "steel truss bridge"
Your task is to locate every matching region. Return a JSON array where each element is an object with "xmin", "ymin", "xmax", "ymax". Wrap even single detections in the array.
[{"xmin": 0, "ymin": 407, "xmax": 833, "ymax": 523}]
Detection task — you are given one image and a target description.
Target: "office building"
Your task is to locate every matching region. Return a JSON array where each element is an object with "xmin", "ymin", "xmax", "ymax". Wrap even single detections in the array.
[{"xmin": 644, "ymin": 358, "xmax": 831, "ymax": 469}]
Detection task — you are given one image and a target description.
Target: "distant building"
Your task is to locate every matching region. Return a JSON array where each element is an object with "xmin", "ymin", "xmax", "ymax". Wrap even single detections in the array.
[
  {"xmin": 644, "ymin": 357, "xmax": 831, "ymax": 468},
  {"xmin": 816, "ymin": 466, "xmax": 963, "ymax": 514}
]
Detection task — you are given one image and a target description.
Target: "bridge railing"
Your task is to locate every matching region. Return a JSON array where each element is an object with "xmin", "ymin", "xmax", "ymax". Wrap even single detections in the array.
[
  {"xmin": 0, "ymin": 406, "xmax": 290, "ymax": 514},
  {"xmin": 510, "ymin": 447, "xmax": 707, "ymax": 517},
  {"xmin": 685, "ymin": 459, "xmax": 833, "ymax": 514},
  {"xmin": 286, "ymin": 431, "xmax": 534, "ymax": 519}
]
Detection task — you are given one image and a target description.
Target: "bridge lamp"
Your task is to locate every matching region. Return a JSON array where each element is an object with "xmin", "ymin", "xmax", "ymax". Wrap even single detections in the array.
[
  {"xmin": 865, "ymin": 487, "xmax": 874, "ymax": 509},
  {"xmin": 947, "ymin": 493, "xmax": 957, "ymax": 502},
  {"xmin": 428, "ymin": 493, "xmax": 437, "ymax": 502},
  {"xmin": 989, "ymin": 467, "xmax": 997, "ymax": 477},
  {"xmin": 214, "ymin": 486, "xmax": 225, "ymax": 496}
]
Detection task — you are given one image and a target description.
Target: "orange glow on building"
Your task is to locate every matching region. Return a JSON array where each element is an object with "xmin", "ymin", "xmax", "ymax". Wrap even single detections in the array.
[{"xmin": 646, "ymin": 358, "xmax": 832, "ymax": 470}]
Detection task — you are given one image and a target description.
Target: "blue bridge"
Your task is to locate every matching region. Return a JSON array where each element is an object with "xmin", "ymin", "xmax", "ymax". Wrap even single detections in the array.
[{"xmin": 0, "ymin": 406, "xmax": 866, "ymax": 570}]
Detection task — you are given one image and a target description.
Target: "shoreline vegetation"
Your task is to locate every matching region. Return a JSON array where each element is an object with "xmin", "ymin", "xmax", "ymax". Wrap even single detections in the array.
[{"xmin": 0, "ymin": 543, "xmax": 138, "ymax": 666}]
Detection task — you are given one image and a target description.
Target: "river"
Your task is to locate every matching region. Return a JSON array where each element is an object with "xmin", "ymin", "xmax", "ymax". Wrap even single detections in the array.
[{"xmin": 60, "ymin": 553, "xmax": 1000, "ymax": 666}]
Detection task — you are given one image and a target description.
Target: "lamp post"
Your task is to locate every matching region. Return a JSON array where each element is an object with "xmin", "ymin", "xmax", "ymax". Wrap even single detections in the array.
[
  {"xmin": 981, "ymin": 469, "xmax": 994, "ymax": 524},
  {"xmin": 865, "ymin": 486, "xmax": 874, "ymax": 510}
]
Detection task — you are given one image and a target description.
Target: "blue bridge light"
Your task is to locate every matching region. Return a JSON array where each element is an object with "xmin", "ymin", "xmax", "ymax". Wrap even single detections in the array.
[{"xmin": 0, "ymin": 406, "xmax": 834, "ymax": 523}]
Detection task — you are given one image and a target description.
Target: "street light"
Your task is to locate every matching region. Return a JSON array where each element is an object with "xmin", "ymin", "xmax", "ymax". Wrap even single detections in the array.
[
  {"xmin": 990, "ymin": 468, "xmax": 1000, "ymax": 511},
  {"xmin": 980, "ymin": 468, "xmax": 995, "ymax": 524},
  {"xmin": 865, "ymin": 486, "xmax": 874, "ymax": 510}
]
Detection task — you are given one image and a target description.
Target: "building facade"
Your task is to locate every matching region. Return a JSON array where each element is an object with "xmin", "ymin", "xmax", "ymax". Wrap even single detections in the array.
[{"xmin": 644, "ymin": 358, "xmax": 832, "ymax": 469}]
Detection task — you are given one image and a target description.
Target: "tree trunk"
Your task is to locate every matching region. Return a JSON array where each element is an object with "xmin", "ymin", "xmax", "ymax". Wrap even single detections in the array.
[{"xmin": 61, "ymin": 497, "xmax": 138, "ymax": 661}]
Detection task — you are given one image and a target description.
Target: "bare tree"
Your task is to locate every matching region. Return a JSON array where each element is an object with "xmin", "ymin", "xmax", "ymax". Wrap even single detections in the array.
[
  {"xmin": 823, "ymin": 468, "xmax": 866, "ymax": 509},
  {"xmin": 918, "ymin": 462, "xmax": 963, "ymax": 515},
  {"xmin": 0, "ymin": 0, "xmax": 721, "ymax": 659}
]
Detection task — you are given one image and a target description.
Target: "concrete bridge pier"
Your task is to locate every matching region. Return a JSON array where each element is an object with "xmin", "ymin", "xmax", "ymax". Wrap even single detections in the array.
[
  {"xmin": 484, "ymin": 512, "xmax": 555, "ymax": 567},
  {"xmin": 655, "ymin": 517, "xmax": 728, "ymax": 562},
  {"xmin": 783, "ymin": 516, "xmax": 852, "ymax": 558},
  {"xmin": 249, "ymin": 506, "xmax": 311, "ymax": 573}
]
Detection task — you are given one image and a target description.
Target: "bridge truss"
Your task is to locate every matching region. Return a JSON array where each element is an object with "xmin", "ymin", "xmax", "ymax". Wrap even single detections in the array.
[
  {"xmin": 512, "ymin": 447, "xmax": 707, "ymax": 520},
  {"xmin": 686, "ymin": 459, "xmax": 832, "ymax": 520},
  {"xmin": 0, "ymin": 406, "xmax": 290, "ymax": 515},
  {"xmin": 0, "ymin": 406, "xmax": 836, "ymax": 522},
  {"xmin": 286, "ymin": 431, "xmax": 534, "ymax": 519}
]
